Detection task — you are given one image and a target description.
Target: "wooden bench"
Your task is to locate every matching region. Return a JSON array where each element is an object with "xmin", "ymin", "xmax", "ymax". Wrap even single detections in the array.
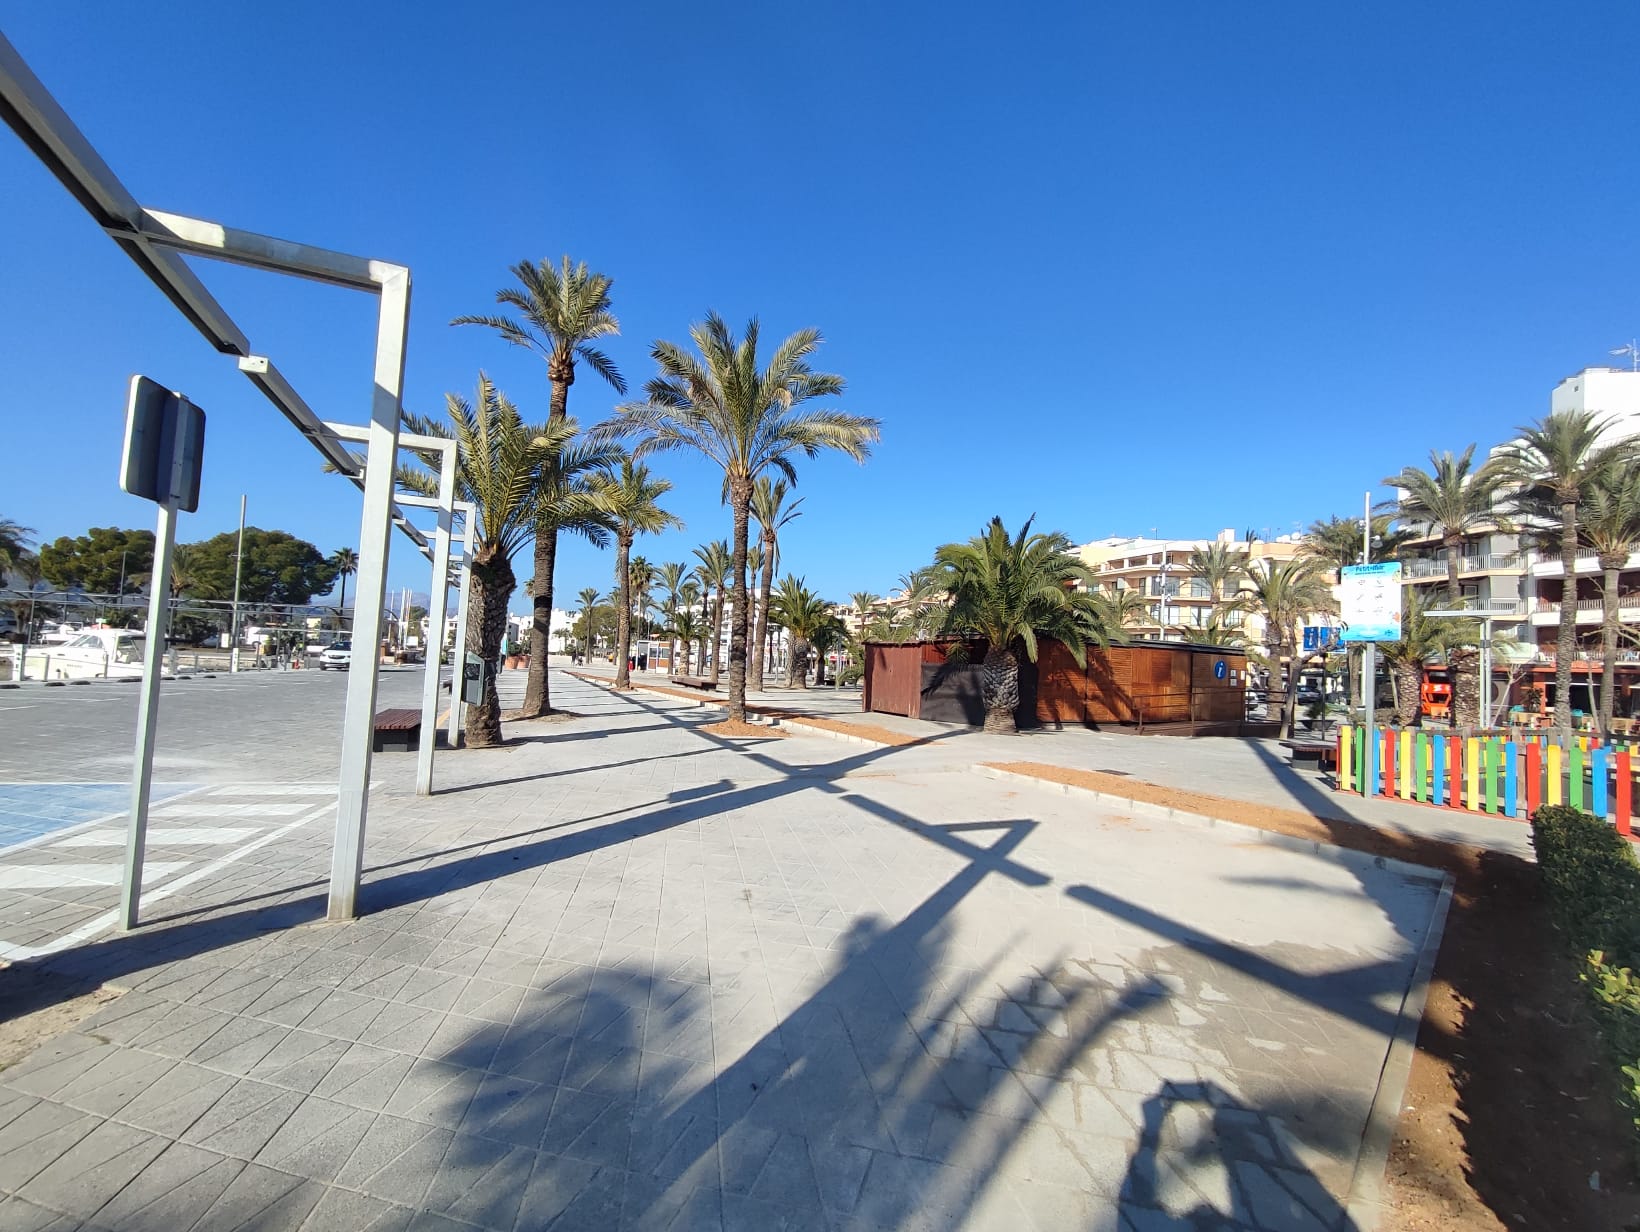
[
  {"xmin": 670, "ymin": 675, "xmax": 717, "ymax": 691},
  {"xmin": 373, "ymin": 707, "xmax": 423, "ymax": 752},
  {"xmin": 1280, "ymin": 738, "xmax": 1337, "ymax": 772}
]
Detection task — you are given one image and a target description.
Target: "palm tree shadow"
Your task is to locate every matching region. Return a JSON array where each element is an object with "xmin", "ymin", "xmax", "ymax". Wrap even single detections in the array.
[{"xmin": 1117, "ymin": 1080, "xmax": 1360, "ymax": 1230}]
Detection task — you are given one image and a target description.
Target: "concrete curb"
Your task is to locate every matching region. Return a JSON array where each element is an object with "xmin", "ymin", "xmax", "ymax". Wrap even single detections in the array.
[
  {"xmin": 571, "ymin": 673, "xmax": 895, "ymax": 747},
  {"xmin": 1344, "ymin": 875, "xmax": 1454, "ymax": 1231},
  {"xmin": 972, "ymin": 761, "xmax": 1455, "ymax": 1232},
  {"xmin": 971, "ymin": 764, "xmax": 1450, "ymax": 887}
]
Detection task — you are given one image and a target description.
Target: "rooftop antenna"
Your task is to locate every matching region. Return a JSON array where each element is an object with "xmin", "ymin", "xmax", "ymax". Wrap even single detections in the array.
[{"xmin": 1611, "ymin": 340, "xmax": 1640, "ymax": 372}]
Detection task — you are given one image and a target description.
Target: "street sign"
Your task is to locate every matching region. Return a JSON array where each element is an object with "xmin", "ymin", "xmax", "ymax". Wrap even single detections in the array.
[
  {"xmin": 120, "ymin": 376, "xmax": 205, "ymax": 512},
  {"xmin": 1339, "ymin": 562, "xmax": 1402, "ymax": 642},
  {"xmin": 1302, "ymin": 626, "xmax": 1342, "ymax": 652}
]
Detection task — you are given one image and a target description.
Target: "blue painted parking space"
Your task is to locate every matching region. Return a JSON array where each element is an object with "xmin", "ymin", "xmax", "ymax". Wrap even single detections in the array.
[{"xmin": 0, "ymin": 783, "xmax": 197, "ymax": 851}]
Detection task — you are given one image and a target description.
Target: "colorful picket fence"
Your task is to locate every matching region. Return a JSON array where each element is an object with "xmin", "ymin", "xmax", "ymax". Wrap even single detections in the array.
[{"xmin": 1336, "ymin": 724, "xmax": 1636, "ymax": 835}]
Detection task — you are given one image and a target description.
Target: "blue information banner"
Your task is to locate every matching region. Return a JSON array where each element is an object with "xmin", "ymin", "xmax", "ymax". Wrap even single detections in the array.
[{"xmin": 1340, "ymin": 562, "xmax": 1403, "ymax": 642}]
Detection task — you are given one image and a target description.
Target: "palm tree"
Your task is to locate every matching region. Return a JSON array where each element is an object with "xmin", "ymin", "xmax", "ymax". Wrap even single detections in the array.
[
  {"xmin": 329, "ymin": 547, "xmax": 358, "ymax": 632},
  {"xmin": 679, "ymin": 580, "xmax": 705, "ymax": 673},
  {"xmin": 455, "ymin": 256, "xmax": 625, "ymax": 719},
  {"xmin": 657, "ymin": 562, "xmax": 692, "ymax": 675},
  {"xmin": 628, "ymin": 556, "xmax": 656, "ymax": 639},
  {"xmin": 593, "ymin": 460, "xmax": 684, "ymax": 690},
  {"xmin": 932, "ymin": 516, "xmax": 1110, "ymax": 734},
  {"xmin": 1238, "ymin": 557, "xmax": 1336, "ymax": 738},
  {"xmin": 394, "ymin": 374, "xmax": 562, "ymax": 747},
  {"xmin": 1186, "ymin": 541, "xmax": 1248, "ymax": 605},
  {"xmin": 770, "ymin": 575, "xmax": 836, "ymax": 689},
  {"xmin": 692, "ymin": 540, "xmax": 732, "ymax": 684},
  {"xmin": 749, "ymin": 478, "xmax": 804, "ymax": 689},
  {"xmin": 1300, "ymin": 515, "xmax": 1412, "ymax": 582},
  {"xmin": 1377, "ymin": 591, "xmax": 1475, "ymax": 727},
  {"xmin": 1381, "ymin": 447, "xmax": 1502, "ymax": 608},
  {"xmin": 1171, "ymin": 610, "xmax": 1247, "ymax": 648},
  {"xmin": 0, "ymin": 519, "xmax": 35, "ymax": 578},
  {"xmin": 601, "ymin": 314, "xmax": 879, "ymax": 723},
  {"xmin": 576, "ymin": 586, "xmax": 601, "ymax": 660},
  {"xmin": 1493, "ymin": 411, "xmax": 1635, "ymax": 734},
  {"xmin": 1579, "ymin": 462, "xmax": 1640, "ymax": 736},
  {"xmin": 1088, "ymin": 587, "xmax": 1149, "ymax": 642},
  {"xmin": 670, "ymin": 608, "xmax": 705, "ymax": 675}
]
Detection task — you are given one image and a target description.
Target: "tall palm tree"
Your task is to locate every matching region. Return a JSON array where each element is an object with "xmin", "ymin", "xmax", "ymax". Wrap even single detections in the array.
[
  {"xmin": 657, "ymin": 561, "xmax": 691, "ymax": 675},
  {"xmin": 692, "ymin": 539, "xmax": 732, "ymax": 684},
  {"xmin": 749, "ymin": 478, "xmax": 804, "ymax": 689},
  {"xmin": 601, "ymin": 314, "xmax": 879, "ymax": 723},
  {"xmin": 1089, "ymin": 587, "xmax": 1149, "ymax": 642},
  {"xmin": 770, "ymin": 575, "xmax": 835, "ymax": 689},
  {"xmin": 327, "ymin": 547, "xmax": 358, "ymax": 632},
  {"xmin": 394, "ymin": 374, "xmax": 562, "ymax": 747},
  {"xmin": 1186, "ymin": 541, "xmax": 1248, "ymax": 605},
  {"xmin": 593, "ymin": 460, "xmax": 684, "ymax": 690},
  {"xmin": 455, "ymin": 256, "xmax": 625, "ymax": 718},
  {"xmin": 576, "ymin": 586, "xmax": 601, "ymax": 660},
  {"xmin": 1493, "ymin": 411, "xmax": 1634, "ymax": 735},
  {"xmin": 628, "ymin": 556, "xmax": 656, "ymax": 632},
  {"xmin": 1579, "ymin": 462, "xmax": 1640, "ymax": 736},
  {"xmin": 1238, "ymin": 557, "xmax": 1336, "ymax": 738},
  {"xmin": 932, "ymin": 516, "xmax": 1110, "ymax": 734},
  {"xmin": 1381, "ymin": 446, "xmax": 1502, "ymax": 609}
]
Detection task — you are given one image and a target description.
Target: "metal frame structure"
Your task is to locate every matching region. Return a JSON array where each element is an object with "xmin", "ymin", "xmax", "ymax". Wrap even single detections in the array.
[{"xmin": 0, "ymin": 32, "xmax": 441, "ymax": 924}]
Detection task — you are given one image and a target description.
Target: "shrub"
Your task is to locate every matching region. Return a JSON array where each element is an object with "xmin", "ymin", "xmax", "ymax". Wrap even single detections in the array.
[{"xmin": 1532, "ymin": 804, "xmax": 1640, "ymax": 1132}]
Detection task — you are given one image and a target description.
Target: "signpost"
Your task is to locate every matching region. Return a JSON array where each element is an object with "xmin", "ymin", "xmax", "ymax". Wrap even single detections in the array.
[
  {"xmin": 1339, "ymin": 562, "xmax": 1403, "ymax": 643},
  {"xmin": 118, "ymin": 376, "xmax": 205, "ymax": 930}
]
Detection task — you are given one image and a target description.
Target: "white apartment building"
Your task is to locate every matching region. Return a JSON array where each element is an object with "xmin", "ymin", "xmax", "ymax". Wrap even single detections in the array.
[
  {"xmin": 1075, "ymin": 530, "xmax": 1314, "ymax": 648},
  {"xmin": 1397, "ymin": 366, "xmax": 1640, "ymax": 664}
]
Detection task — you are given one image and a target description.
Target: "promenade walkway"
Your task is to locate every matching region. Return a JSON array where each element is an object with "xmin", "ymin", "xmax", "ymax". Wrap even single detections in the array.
[{"xmin": 0, "ymin": 671, "xmax": 1444, "ymax": 1230}]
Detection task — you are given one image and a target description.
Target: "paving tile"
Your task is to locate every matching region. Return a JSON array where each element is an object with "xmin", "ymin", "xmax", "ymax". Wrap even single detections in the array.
[
  {"xmin": 183, "ymin": 1160, "xmax": 325, "ymax": 1231},
  {"xmin": 83, "ymin": 1140, "xmax": 243, "ymax": 1232},
  {"xmin": 179, "ymin": 1079, "xmax": 305, "ymax": 1159},
  {"xmin": 17, "ymin": 1119, "xmax": 169, "ymax": 1219},
  {"xmin": 0, "ymin": 1194, "xmax": 87, "ymax": 1232},
  {"xmin": 0, "ymin": 1100, "xmax": 98, "ymax": 1193}
]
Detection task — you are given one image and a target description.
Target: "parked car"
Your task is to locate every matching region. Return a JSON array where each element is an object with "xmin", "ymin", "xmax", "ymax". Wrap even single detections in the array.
[{"xmin": 318, "ymin": 640, "xmax": 352, "ymax": 670}]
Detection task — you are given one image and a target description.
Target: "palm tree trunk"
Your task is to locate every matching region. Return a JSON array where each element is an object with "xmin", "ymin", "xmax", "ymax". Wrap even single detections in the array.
[
  {"xmin": 338, "ymin": 573, "xmax": 349, "ymax": 634},
  {"xmin": 614, "ymin": 534, "xmax": 633, "ymax": 690},
  {"xmin": 726, "ymin": 484, "xmax": 753, "ymax": 721},
  {"xmin": 1390, "ymin": 660, "xmax": 1422, "ymax": 726},
  {"xmin": 1601, "ymin": 562, "xmax": 1620, "ymax": 737},
  {"xmin": 1451, "ymin": 651, "xmax": 1480, "ymax": 729},
  {"xmin": 753, "ymin": 544, "xmax": 775, "ymax": 690},
  {"xmin": 464, "ymin": 553, "xmax": 515, "ymax": 748},
  {"xmin": 1557, "ymin": 499, "xmax": 1578, "ymax": 736},
  {"xmin": 706, "ymin": 587, "xmax": 722, "ymax": 686},
  {"xmin": 789, "ymin": 638, "xmax": 809, "ymax": 689},
  {"xmin": 1278, "ymin": 641, "xmax": 1300, "ymax": 739},
  {"xmin": 522, "ymin": 530, "xmax": 558, "ymax": 716},
  {"xmin": 981, "ymin": 644, "xmax": 1020, "ymax": 733}
]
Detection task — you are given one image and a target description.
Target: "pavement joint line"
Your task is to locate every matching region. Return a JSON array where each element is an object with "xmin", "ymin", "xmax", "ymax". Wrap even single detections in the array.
[
  {"xmin": 1345, "ymin": 874, "xmax": 1455, "ymax": 1231},
  {"xmin": 0, "ymin": 796, "xmax": 336, "ymax": 962}
]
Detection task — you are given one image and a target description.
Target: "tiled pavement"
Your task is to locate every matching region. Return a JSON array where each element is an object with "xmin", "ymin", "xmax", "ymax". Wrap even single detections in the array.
[{"xmin": 0, "ymin": 672, "xmax": 1446, "ymax": 1230}]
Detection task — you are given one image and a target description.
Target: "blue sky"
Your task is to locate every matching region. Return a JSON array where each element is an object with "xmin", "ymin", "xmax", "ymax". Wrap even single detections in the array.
[{"xmin": 4, "ymin": 4, "xmax": 1639, "ymax": 610}]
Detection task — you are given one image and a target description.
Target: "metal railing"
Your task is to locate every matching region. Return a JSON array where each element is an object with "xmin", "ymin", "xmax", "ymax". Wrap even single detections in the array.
[{"xmin": 1402, "ymin": 553, "xmax": 1522, "ymax": 579}]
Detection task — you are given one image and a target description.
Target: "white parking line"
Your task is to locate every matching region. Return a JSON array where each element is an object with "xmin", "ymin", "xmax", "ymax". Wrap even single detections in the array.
[
  {"xmin": 55, "ymin": 827, "xmax": 258, "ymax": 848},
  {"xmin": 0, "ymin": 799, "xmax": 334, "ymax": 961},
  {"xmin": 0, "ymin": 862, "xmax": 189, "ymax": 889}
]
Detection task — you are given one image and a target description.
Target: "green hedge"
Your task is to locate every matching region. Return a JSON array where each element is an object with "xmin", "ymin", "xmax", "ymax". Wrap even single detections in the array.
[{"xmin": 1531, "ymin": 804, "xmax": 1640, "ymax": 1132}]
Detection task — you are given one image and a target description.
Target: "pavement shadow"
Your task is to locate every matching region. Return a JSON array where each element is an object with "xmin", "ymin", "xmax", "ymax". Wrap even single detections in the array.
[
  {"xmin": 424, "ymin": 805, "xmax": 1174, "ymax": 1229},
  {"xmin": 1117, "ymin": 1080, "xmax": 1359, "ymax": 1230}
]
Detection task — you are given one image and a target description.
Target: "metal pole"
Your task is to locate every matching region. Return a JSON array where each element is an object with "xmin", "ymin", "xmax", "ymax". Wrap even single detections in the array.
[
  {"xmin": 119, "ymin": 495, "xmax": 177, "ymax": 930},
  {"xmin": 448, "ymin": 506, "xmax": 474, "ymax": 750},
  {"xmin": 329, "ymin": 267, "xmax": 409, "ymax": 922},
  {"xmin": 1361, "ymin": 490, "xmax": 1376, "ymax": 725},
  {"xmin": 1480, "ymin": 616, "xmax": 1493, "ymax": 729},
  {"xmin": 229, "ymin": 494, "xmax": 246, "ymax": 671},
  {"xmin": 415, "ymin": 447, "xmax": 455, "ymax": 796}
]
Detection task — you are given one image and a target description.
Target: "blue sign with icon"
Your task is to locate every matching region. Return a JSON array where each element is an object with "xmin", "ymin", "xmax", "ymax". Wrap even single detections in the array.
[{"xmin": 1214, "ymin": 659, "xmax": 1227, "ymax": 679}]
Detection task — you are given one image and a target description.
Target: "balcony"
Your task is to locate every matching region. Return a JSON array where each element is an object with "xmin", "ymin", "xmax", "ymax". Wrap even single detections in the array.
[
  {"xmin": 1529, "ymin": 551, "xmax": 1640, "ymax": 578},
  {"xmin": 1529, "ymin": 596, "xmax": 1640, "ymax": 626},
  {"xmin": 1401, "ymin": 553, "xmax": 1522, "ymax": 581}
]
